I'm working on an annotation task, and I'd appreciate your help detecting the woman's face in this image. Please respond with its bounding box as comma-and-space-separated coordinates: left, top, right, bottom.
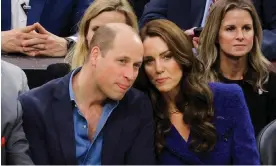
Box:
218, 8, 254, 58
86, 11, 126, 45
143, 36, 183, 93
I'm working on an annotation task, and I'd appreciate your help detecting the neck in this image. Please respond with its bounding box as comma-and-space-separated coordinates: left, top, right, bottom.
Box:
162, 86, 180, 112
72, 65, 106, 108
219, 53, 248, 80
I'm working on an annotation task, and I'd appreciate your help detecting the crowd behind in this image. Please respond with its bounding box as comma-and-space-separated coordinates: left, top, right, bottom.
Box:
1, 0, 276, 165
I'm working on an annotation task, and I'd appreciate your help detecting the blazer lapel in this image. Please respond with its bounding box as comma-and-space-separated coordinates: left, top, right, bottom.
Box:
52, 71, 77, 165
190, 0, 207, 27
101, 104, 125, 164
165, 126, 204, 164
1, 0, 11, 30
27, 0, 47, 25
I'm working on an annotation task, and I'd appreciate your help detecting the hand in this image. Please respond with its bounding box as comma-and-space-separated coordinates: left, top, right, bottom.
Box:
192, 37, 199, 49
184, 27, 196, 36
183, 27, 199, 49
1, 25, 38, 53
22, 23, 68, 57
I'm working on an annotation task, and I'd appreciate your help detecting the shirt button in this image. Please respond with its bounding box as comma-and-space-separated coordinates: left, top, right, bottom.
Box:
83, 125, 87, 128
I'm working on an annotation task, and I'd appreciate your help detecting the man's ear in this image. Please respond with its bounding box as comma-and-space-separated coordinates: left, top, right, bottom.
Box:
89, 46, 101, 67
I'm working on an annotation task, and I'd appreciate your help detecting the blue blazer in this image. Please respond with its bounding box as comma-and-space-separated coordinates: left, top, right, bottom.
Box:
1, 0, 93, 37
158, 83, 260, 164
18, 69, 156, 165
139, 0, 276, 60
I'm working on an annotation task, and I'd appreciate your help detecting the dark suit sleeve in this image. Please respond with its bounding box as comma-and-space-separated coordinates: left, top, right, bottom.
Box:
19, 98, 50, 165
129, 0, 150, 19
254, 0, 276, 60
125, 95, 156, 164
139, 0, 168, 28
230, 86, 260, 164
6, 101, 34, 165
70, 0, 93, 34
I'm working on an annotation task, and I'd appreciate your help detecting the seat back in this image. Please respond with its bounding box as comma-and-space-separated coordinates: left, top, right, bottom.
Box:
257, 119, 276, 164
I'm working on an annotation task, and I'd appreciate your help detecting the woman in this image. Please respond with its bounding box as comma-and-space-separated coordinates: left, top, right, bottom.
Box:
65, 0, 138, 69
198, 0, 276, 135
134, 19, 260, 164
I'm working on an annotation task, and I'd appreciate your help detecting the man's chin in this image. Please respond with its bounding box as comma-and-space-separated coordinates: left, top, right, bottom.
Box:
108, 93, 126, 101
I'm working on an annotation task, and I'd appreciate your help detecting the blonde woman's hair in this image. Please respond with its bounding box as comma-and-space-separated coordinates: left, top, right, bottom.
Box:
198, 0, 271, 91
65, 0, 138, 69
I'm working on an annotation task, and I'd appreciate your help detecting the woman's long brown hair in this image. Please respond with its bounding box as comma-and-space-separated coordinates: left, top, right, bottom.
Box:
135, 19, 216, 154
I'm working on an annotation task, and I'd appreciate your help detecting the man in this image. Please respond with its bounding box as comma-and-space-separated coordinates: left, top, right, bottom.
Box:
1, 0, 93, 57
1, 60, 33, 165
19, 23, 155, 165
139, 0, 276, 60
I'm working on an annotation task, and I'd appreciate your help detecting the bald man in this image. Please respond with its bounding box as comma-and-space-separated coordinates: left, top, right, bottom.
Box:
18, 23, 156, 165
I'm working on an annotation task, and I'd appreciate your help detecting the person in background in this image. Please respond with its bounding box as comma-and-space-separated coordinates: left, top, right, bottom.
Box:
198, 0, 276, 135
1, 0, 93, 57
252, 0, 276, 61
129, 0, 150, 19
66, 0, 138, 69
139, 0, 276, 60
19, 23, 155, 165
134, 19, 260, 164
1, 60, 33, 165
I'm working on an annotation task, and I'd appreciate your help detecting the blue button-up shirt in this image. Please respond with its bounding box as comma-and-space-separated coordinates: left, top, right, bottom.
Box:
69, 68, 119, 165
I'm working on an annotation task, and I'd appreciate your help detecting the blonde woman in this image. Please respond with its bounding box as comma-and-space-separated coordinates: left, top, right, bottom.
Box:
65, 0, 138, 69
198, 0, 276, 135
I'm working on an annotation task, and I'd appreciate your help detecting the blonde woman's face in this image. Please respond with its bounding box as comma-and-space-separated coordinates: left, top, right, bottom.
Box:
86, 11, 126, 46
218, 9, 254, 57
143, 36, 183, 93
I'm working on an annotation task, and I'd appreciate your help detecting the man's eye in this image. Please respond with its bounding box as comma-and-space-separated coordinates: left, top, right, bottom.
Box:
119, 59, 127, 64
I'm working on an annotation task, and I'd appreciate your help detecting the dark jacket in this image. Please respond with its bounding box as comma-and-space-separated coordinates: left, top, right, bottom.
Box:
18, 69, 156, 165
1, 0, 93, 37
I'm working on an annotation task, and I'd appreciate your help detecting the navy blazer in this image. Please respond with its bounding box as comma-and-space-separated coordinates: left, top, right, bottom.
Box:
253, 0, 276, 61
18, 69, 156, 165
159, 83, 260, 164
139, 0, 276, 60
1, 0, 93, 37
139, 0, 207, 30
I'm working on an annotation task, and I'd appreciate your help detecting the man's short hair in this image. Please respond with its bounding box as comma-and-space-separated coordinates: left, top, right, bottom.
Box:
87, 25, 117, 60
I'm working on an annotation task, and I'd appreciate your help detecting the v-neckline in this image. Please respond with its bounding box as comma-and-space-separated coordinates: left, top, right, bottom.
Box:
171, 125, 191, 144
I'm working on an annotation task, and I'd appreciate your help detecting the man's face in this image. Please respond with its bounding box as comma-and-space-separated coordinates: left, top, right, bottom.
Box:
94, 35, 143, 100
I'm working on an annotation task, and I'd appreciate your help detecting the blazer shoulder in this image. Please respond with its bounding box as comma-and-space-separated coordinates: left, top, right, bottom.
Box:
209, 82, 247, 117
209, 82, 243, 96
120, 88, 153, 115
1, 60, 22, 75
18, 77, 64, 108
123, 88, 150, 104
